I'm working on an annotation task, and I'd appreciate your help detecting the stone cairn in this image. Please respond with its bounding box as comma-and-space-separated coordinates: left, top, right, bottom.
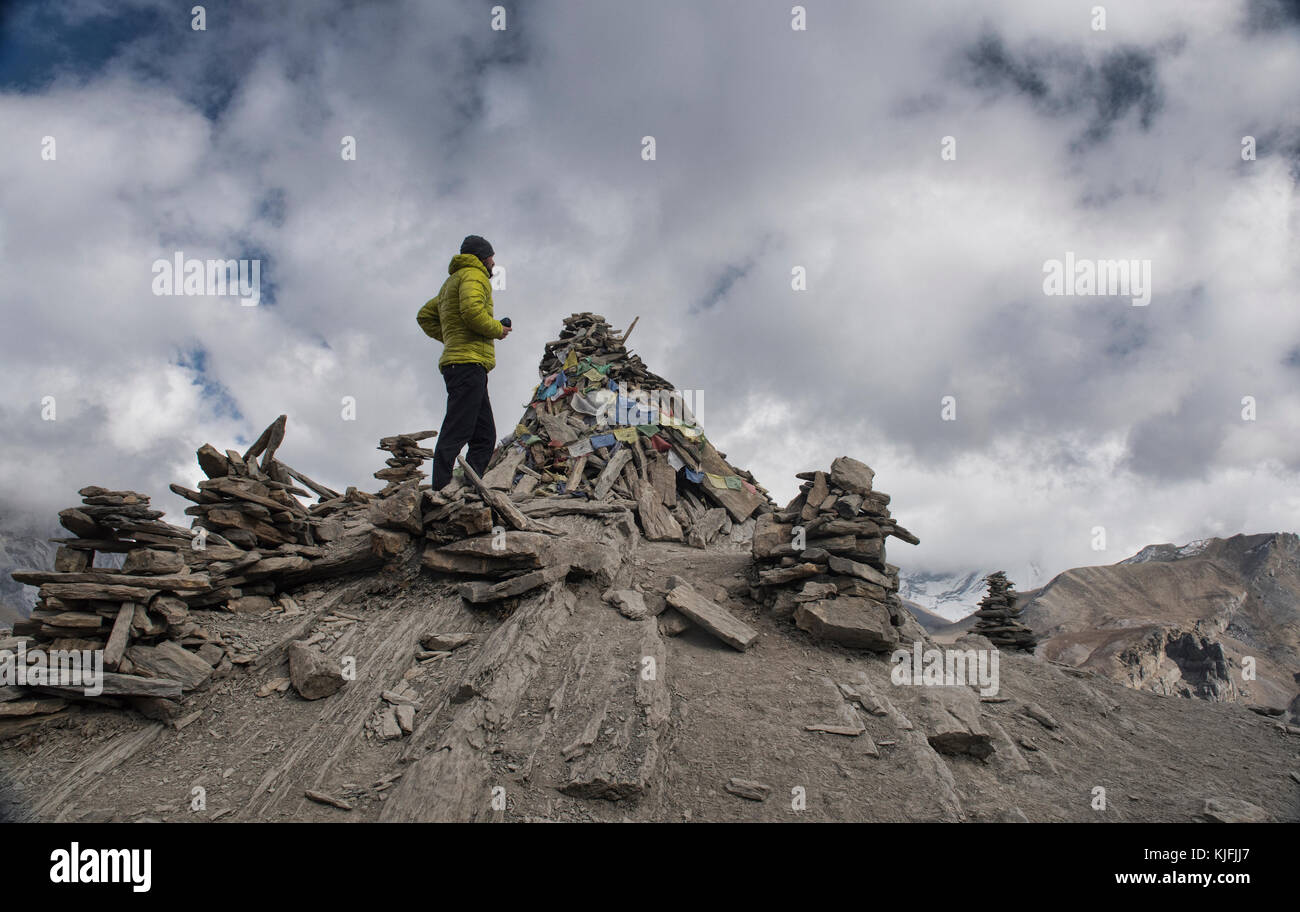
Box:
972, 571, 1037, 650
365, 425, 549, 555
10, 487, 239, 716
750, 457, 920, 652
364, 429, 434, 558
175, 414, 341, 549
5, 416, 394, 722
475, 312, 771, 547
374, 430, 437, 493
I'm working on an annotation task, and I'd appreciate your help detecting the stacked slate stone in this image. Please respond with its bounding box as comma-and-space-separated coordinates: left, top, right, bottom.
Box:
421, 530, 563, 605
750, 457, 921, 652
972, 571, 1037, 651
172, 415, 341, 550
373, 430, 437, 494
3, 419, 411, 721
478, 312, 770, 546
172, 417, 389, 610
419, 520, 628, 607
8, 487, 236, 714
363, 430, 437, 556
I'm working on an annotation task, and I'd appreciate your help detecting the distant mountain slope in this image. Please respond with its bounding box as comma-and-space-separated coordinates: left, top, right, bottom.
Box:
0, 520, 57, 626
1017, 533, 1300, 711
899, 562, 1045, 622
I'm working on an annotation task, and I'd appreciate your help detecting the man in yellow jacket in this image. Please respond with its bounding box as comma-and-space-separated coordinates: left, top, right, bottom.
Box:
417, 235, 512, 489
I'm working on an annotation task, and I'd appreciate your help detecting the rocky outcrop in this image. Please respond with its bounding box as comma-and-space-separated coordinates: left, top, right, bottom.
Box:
1111, 628, 1237, 701
910, 686, 995, 759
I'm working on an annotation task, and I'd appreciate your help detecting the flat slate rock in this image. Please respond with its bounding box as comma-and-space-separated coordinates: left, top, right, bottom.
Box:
794, 597, 898, 652
439, 532, 549, 561
1198, 798, 1271, 823
126, 641, 213, 692
121, 550, 186, 575
18, 571, 210, 591
419, 632, 474, 651
42, 671, 183, 698
458, 564, 567, 604
421, 548, 539, 576
826, 555, 892, 589
0, 697, 68, 718
725, 778, 772, 801
38, 583, 159, 602
665, 584, 757, 651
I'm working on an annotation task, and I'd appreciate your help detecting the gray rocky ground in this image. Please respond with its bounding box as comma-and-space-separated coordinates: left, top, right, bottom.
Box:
3, 514, 1297, 823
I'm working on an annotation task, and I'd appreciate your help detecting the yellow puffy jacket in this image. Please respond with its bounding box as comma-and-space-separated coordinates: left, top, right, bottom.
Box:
416, 253, 504, 371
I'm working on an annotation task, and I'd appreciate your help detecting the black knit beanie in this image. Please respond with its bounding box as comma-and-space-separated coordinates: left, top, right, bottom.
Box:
460, 235, 494, 261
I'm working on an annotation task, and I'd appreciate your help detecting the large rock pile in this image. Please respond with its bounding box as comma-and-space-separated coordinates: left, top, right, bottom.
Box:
751, 457, 921, 651
477, 313, 770, 547
5, 416, 387, 719
1, 323, 933, 730
10, 487, 233, 710
972, 571, 1037, 651
173, 415, 342, 549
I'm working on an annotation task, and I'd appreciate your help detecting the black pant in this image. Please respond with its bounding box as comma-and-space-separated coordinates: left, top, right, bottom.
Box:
431, 362, 496, 489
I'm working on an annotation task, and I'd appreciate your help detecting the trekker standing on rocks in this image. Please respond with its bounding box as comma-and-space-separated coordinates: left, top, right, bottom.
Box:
417, 234, 512, 490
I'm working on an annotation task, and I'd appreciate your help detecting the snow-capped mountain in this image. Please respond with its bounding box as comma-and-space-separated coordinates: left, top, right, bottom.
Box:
1119, 539, 1212, 564
899, 562, 1047, 622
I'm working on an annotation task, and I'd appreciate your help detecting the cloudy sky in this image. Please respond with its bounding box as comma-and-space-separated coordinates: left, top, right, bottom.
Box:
1, 0, 1297, 591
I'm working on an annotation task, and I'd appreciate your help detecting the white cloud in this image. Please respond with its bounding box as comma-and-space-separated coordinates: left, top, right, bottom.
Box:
0, 0, 1297, 586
